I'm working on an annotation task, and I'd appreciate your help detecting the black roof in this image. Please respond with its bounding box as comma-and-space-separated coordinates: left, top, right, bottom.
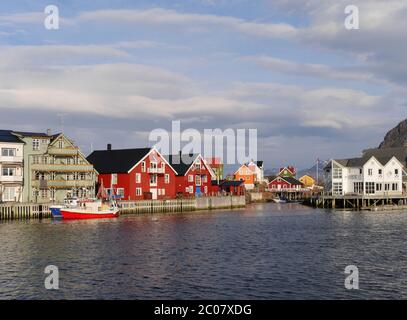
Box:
211, 180, 244, 187
220, 180, 244, 187
273, 176, 303, 185
87, 148, 151, 174
13, 131, 51, 137
0, 130, 23, 143
164, 154, 199, 176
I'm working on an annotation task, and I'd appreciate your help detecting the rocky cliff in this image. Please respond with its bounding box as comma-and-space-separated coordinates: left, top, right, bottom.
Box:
378, 119, 407, 148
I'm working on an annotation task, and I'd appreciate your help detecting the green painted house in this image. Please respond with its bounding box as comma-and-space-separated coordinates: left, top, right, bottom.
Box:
13, 131, 97, 203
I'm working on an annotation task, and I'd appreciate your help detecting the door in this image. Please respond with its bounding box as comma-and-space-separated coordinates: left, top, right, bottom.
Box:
150, 188, 157, 200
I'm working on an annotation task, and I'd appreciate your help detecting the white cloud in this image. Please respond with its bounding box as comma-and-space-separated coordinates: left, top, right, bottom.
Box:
240, 55, 382, 84
76, 8, 298, 38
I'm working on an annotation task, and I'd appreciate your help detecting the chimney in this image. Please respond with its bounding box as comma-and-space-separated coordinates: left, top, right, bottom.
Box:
46, 129, 52, 136
107, 143, 112, 151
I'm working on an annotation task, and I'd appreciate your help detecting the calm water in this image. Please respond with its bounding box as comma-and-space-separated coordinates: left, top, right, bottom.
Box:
1, 202, 407, 299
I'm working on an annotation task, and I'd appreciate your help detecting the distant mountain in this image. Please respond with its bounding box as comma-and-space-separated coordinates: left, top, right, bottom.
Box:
296, 159, 328, 182
379, 119, 407, 149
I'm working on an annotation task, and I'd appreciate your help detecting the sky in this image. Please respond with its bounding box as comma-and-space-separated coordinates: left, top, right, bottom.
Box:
0, 0, 406, 171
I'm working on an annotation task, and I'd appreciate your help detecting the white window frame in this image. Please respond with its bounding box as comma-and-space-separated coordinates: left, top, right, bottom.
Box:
1, 148, 16, 157
136, 188, 142, 196
136, 173, 141, 183
165, 174, 170, 184
116, 188, 125, 198
33, 139, 40, 151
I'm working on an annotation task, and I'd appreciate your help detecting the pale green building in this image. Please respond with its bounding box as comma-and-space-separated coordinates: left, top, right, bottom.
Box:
13, 131, 96, 203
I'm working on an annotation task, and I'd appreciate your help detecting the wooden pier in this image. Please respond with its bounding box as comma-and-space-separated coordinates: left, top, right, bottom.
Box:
0, 203, 51, 221
307, 193, 407, 210
0, 196, 246, 220
118, 199, 196, 214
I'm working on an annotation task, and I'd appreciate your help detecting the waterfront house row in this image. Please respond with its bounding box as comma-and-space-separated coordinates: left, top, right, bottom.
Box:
324, 147, 407, 196
0, 129, 96, 203
86, 145, 223, 200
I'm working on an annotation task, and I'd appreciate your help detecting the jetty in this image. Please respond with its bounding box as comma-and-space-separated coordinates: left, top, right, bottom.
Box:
307, 193, 407, 210
0, 196, 246, 220
0, 203, 51, 220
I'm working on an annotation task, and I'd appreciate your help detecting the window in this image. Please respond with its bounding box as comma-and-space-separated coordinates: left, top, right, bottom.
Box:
117, 188, 124, 198
2, 187, 16, 201
42, 156, 48, 164
58, 140, 64, 148
368, 169, 373, 176
378, 169, 382, 175
188, 175, 193, 182
333, 168, 342, 179
392, 183, 398, 191
385, 183, 390, 191
32, 188, 39, 198
150, 174, 157, 185
158, 189, 161, 196
40, 189, 48, 199
136, 173, 141, 183
189, 186, 194, 194
165, 174, 170, 184
141, 161, 146, 172
202, 175, 207, 183
50, 188, 55, 200
136, 188, 142, 196
161, 162, 165, 169
332, 182, 343, 195
33, 139, 40, 150
204, 186, 208, 193
2, 167, 16, 176
111, 174, 117, 184
162, 188, 165, 196
365, 182, 375, 194
395, 169, 399, 175
1, 148, 16, 157
376, 183, 382, 191
195, 175, 201, 186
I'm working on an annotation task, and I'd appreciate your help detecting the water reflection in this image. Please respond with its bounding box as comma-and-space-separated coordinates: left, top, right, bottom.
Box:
1, 203, 407, 299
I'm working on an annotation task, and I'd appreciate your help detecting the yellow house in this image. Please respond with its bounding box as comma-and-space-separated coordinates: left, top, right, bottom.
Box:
299, 175, 316, 188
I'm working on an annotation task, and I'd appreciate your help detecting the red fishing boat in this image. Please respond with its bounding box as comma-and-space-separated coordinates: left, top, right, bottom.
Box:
60, 181, 119, 220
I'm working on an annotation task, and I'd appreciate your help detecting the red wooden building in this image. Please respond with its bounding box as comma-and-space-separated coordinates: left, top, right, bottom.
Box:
211, 180, 245, 196
87, 145, 177, 200
268, 176, 303, 191
165, 153, 216, 197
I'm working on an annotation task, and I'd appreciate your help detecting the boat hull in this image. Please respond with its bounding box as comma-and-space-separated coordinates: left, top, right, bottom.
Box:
50, 206, 63, 218
60, 209, 119, 220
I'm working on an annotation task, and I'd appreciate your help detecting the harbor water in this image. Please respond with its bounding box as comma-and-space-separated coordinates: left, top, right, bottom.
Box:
1, 202, 407, 299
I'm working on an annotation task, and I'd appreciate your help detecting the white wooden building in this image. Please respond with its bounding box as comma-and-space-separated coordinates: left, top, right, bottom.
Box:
324, 147, 407, 196
0, 130, 24, 202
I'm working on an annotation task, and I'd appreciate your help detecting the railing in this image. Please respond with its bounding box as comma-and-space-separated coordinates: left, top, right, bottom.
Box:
0, 175, 23, 183
147, 167, 165, 174
31, 179, 94, 188
47, 147, 79, 156
31, 163, 94, 172
0, 156, 23, 163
